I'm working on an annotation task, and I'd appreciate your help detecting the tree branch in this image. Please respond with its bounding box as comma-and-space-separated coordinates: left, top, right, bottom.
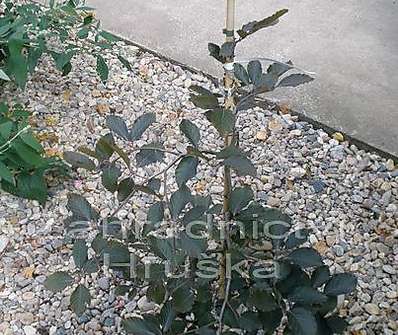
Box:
131, 146, 181, 157
0, 125, 31, 154
217, 277, 232, 335
109, 155, 183, 218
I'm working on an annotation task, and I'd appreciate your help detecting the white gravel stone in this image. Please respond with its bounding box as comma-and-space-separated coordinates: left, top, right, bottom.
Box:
289, 167, 307, 178
23, 326, 37, 335
364, 303, 380, 315
386, 159, 395, 171
0, 236, 9, 254
289, 129, 302, 137
382, 265, 396, 275
137, 296, 157, 312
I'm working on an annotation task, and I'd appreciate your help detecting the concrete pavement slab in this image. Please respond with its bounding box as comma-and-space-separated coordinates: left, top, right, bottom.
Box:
87, 0, 398, 155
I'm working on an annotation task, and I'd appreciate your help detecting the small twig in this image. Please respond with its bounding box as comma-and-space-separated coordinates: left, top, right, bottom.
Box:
235, 92, 256, 110
227, 301, 239, 320
162, 169, 170, 212
156, 156, 182, 187
0, 125, 31, 154
130, 146, 181, 157
199, 149, 217, 156
163, 167, 176, 252
109, 155, 183, 219
170, 278, 192, 296
243, 253, 265, 262
176, 322, 216, 335
217, 277, 232, 335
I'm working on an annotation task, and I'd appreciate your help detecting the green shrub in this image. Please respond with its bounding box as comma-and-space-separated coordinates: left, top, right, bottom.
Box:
0, 102, 66, 203
0, 0, 131, 201
0, 0, 130, 88
45, 5, 357, 335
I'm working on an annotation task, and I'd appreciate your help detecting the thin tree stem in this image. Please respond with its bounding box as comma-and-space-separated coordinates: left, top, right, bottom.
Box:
109, 155, 183, 218
130, 146, 180, 156
0, 125, 31, 154
217, 277, 232, 335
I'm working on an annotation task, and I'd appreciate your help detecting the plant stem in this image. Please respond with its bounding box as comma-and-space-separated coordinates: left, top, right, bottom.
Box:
109, 155, 183, 218
130, 146, 181, 156
222, 0, 237, 213
217, 277, 232, 335
219, 0, 236, 302
0, 125, 31, 154
177, 322, 216, 335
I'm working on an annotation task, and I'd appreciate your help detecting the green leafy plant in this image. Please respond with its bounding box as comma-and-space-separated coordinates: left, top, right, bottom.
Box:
0, 0, 130, 88
0, 102, 66, 203
0, 0, 132, 201
45, 4, 357, 335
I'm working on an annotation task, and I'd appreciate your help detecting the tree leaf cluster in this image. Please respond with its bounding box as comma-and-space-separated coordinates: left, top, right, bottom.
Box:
0, 0, 131, 88
0, 103, 66, 203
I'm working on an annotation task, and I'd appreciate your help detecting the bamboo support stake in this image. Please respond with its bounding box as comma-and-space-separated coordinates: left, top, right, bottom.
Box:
226, 0, 236, 42
220, 0, 236, 304
222, 0, 236, 215
224, 0, 236, 109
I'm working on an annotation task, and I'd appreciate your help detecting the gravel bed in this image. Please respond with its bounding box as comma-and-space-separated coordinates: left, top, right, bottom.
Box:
0, 42, 397, 335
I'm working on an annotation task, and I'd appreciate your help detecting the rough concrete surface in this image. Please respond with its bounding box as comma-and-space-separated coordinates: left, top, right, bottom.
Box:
87, 0, 398, 155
